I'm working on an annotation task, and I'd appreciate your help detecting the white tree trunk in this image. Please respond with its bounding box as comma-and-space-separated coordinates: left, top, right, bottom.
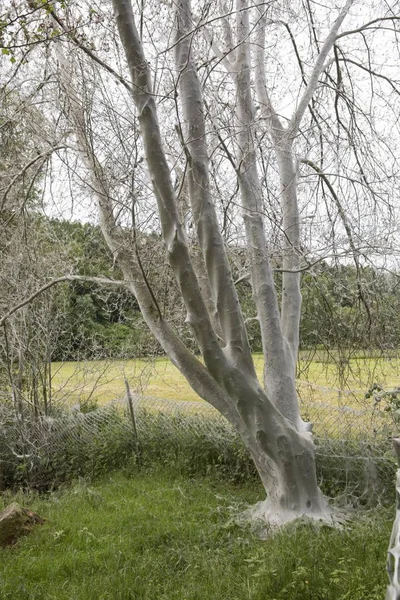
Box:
112, 0, 330, 527
233, 0, 305, 430
53, 0, 347, 528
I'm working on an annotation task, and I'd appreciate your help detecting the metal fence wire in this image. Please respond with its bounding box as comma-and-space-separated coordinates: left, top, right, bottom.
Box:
0, 391, 398, 502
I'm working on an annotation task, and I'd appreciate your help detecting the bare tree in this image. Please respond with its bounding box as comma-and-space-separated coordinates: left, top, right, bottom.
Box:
3, 0, 400, 527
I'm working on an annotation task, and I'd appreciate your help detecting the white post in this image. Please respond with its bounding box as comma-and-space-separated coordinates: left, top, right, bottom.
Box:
386, 438, 400, 599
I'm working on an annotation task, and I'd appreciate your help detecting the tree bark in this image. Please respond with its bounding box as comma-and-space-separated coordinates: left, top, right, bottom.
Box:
174, 0, 255, 374
233, 0, 304, 430
56, 0, 335, 529
109, 0, 331, 526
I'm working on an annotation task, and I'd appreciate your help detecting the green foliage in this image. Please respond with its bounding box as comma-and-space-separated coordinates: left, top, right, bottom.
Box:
368, 383, 400, 421
1, 408, 137, 491
41, 218, 159, 361
136, 410, 257, 484
226, 259, 400, 356
300, 264, 400, 352
0, 470, 392, 599
136, 412, 396, 506
3, 208, 400, 363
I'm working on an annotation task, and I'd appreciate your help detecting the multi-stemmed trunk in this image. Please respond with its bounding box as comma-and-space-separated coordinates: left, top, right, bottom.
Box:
55, 0, 353, 527
227, 382, 329, 527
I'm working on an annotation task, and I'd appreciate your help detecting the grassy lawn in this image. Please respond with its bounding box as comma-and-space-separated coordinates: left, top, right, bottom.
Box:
50, 353, 400, 409
0, 469, 392, 600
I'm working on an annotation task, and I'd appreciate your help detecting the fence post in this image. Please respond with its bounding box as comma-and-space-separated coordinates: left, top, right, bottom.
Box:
124, 379, 140, 463
386, 438, 400, 600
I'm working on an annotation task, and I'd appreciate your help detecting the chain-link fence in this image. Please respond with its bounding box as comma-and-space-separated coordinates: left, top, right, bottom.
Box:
0, 392, 398, 503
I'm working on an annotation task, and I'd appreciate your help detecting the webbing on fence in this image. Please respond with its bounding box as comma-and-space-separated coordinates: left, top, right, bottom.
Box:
0, 394, 397, 500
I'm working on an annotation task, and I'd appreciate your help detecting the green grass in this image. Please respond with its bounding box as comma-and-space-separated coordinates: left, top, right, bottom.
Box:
51, 353, 400, 408
50, 357, 192, 406
0, 468, 393, 600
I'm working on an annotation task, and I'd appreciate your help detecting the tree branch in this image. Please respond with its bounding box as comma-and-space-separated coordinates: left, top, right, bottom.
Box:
174, 0, 255, 374
300, 158, 373, 326
289, 0, 354, 136
46, 7, 134, 95
254, 8, 284, 139
337, 16, 400, 40
112, 0, 228, 374
336, 56, 400, 95
57, 44, 251, 432
1, 145, 65, 210
0, 275, 127, 328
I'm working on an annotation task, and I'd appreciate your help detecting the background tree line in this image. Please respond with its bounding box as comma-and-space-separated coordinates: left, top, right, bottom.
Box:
4, 214, 399, 363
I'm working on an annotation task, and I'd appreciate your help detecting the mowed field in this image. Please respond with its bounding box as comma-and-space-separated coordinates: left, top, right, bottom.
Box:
50, 351, 400, 410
